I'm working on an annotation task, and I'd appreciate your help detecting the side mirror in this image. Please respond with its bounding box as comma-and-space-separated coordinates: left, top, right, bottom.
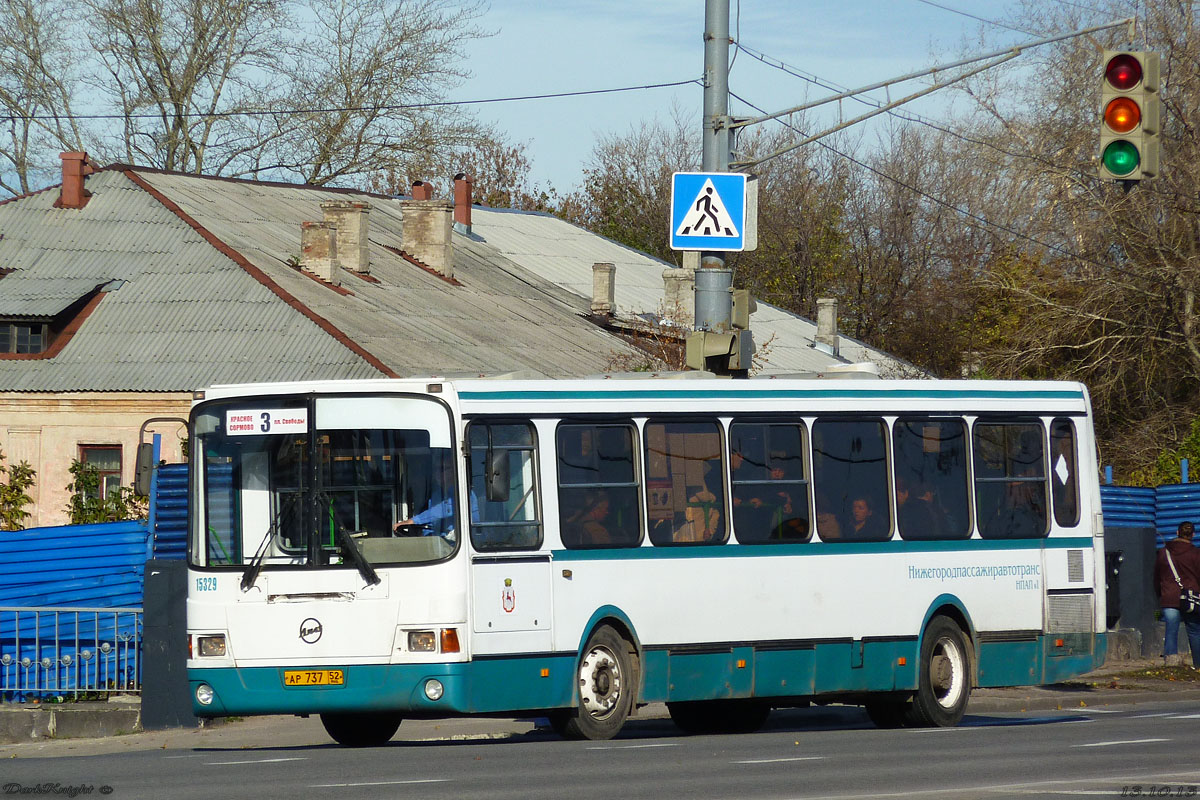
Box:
134, 442, 155, 496
485, 449, 509, 502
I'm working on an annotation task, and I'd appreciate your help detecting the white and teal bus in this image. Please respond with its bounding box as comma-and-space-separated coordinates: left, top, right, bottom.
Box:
185, 376, 1106, 745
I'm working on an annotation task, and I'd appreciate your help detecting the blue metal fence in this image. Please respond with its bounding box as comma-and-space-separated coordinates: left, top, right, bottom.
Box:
0, 448, 186, 701
0, 607, 141, 700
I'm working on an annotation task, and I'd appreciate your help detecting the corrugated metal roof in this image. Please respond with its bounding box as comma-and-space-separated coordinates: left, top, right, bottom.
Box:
0, 166, 912, 393
0, 274, 110, 316
0, 170, 379, 391
467, 207, 916, 376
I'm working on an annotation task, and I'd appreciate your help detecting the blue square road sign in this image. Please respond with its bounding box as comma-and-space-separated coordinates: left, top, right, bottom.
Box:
670, 172, 747, 252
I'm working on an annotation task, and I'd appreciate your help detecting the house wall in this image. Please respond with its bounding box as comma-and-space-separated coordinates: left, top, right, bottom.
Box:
0, 392, 192, 528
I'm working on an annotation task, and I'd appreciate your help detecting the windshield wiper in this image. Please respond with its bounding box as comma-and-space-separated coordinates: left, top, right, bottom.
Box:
335, 528, 381, 587
240, 494, 295, 592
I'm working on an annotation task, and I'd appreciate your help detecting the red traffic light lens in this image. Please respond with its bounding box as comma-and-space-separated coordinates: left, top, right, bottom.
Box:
1105, 54, 1143, 90
1104, 97, 1141, 133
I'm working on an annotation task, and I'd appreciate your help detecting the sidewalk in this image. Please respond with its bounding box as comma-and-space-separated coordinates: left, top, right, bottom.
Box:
4, 656, 1200, 753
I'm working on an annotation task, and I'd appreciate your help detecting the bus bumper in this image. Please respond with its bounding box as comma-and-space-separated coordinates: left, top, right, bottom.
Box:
189, 657, 574, 717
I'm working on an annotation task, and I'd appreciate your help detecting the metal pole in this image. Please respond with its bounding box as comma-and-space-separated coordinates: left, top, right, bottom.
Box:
699, 0, 732, 333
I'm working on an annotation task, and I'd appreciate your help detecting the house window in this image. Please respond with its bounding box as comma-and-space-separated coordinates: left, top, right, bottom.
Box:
0, 321, 50, 354
80, 446, 123, 498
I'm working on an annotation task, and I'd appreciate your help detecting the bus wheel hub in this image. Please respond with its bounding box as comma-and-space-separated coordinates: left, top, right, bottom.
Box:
580, 646, 621, 716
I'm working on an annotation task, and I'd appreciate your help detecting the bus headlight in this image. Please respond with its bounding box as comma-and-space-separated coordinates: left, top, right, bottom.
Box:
196, 683, 215, 706
424, 679, 444, 701
408, 631, 436, 652
197, 635, 227, 657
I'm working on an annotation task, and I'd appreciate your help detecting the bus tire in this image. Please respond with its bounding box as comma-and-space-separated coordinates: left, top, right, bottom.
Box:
557, 625, 634, 740
864, 697, 911, 729
668, 700, 771, 734
320, 711, 402, 747
907, 616, 971, 728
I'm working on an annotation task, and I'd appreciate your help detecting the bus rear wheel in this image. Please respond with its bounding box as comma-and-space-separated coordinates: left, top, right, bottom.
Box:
554, 625, 635, 740
907, 616, 971, 727
320, 711, 402, 747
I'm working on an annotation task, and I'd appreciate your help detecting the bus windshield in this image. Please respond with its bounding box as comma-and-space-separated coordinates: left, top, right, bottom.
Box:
190, 394, 457, 569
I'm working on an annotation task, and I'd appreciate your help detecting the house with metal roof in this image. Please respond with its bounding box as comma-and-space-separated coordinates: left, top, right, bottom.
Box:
0, 154, 908, 526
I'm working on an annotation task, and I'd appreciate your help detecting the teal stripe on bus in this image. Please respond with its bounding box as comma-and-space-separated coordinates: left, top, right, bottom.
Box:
458, 387, 1086, 402
552, 537, 1095, 561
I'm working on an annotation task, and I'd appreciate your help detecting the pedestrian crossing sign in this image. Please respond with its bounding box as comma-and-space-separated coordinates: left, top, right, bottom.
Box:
670, 172, 747, 252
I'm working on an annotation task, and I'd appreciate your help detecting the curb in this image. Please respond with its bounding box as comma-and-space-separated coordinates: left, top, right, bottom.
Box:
0, 704, 141, 743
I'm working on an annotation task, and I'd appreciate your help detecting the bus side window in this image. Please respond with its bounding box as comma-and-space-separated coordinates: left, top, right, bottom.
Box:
644, 420, 725, 546
812, 418, 890, 542
468, 421, 542, 551
974, 421, 1048, 539
1050, 418, 1080, 528
892, 418, 970, 541
730, 421, 810, 544
557, 423, 641, 549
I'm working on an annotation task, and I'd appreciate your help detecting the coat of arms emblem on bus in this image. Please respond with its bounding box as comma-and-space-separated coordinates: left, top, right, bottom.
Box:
502, 578, 516, 613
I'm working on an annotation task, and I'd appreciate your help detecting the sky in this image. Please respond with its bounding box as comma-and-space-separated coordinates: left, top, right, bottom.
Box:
457, 0, 1049, 193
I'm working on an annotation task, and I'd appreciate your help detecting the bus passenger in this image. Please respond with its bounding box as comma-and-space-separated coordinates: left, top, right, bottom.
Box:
678, 468, 721, 542
564, 490, 612, 547
982, 477, 1044, 539
896, 477, 936, 538
847, 496, 886, 539
816, 491, 841, 540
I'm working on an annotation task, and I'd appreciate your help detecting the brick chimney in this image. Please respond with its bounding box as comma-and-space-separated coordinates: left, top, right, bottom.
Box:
300, 221, 339, 284
453, 173, 473, 235
401, 197, 454, 278
815, 297, 840, 357
321, 201, 371, 274
58, 152, 94, 210
411, 180, 433, 201
662, 267, 695, 328
591, 262, 615, 317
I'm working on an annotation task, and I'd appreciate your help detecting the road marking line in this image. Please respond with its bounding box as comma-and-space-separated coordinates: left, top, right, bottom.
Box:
205, 757, 308, 765
1131, 712, 1176, 718
312, 780, 448, 788
1169, 713, 1200, 719
1072, 738, 1170, 748
586, 742, 679, 750
734, 756, 826, 764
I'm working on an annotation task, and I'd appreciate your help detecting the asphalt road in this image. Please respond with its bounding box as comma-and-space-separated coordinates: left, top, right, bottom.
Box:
6, 700, 1200, 800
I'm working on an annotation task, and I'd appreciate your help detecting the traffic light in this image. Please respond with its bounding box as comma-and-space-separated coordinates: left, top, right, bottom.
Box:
1099, 50, 1160, 181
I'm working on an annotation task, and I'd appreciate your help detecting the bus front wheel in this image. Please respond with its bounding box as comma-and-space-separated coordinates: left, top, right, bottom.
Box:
907, 616, 971, 727
320, 711, 402, 747
552, 625, 635, 740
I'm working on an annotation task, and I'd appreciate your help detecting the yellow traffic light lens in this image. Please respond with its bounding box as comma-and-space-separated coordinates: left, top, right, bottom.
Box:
1104, 97, 1141, 133
1105, 54, 1142, 90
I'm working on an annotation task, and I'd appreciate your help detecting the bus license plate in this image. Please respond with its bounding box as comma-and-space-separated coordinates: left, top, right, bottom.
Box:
283, 669, 344, 687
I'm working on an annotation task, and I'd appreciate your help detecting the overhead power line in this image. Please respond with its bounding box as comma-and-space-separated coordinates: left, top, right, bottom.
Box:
727, 89, 1113, 274
0, 78, 702, 124
912, 0, 1042, 35
730, 17, 1130, 134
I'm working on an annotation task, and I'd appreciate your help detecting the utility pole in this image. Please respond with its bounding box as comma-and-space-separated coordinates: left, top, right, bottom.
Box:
687, 0, 754, 377
697, 0, 733, 337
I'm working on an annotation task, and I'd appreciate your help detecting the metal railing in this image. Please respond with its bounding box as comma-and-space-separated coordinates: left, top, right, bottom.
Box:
0, 606, 142, 701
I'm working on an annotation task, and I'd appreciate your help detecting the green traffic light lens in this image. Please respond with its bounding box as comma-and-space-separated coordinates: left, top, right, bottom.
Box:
1102, 140, 1140, 176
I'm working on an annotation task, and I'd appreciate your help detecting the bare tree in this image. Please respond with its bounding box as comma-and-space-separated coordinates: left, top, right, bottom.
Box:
252, 0, 486, 186
0, 0, 490, 190
0, 0, 85, 194
81, 0, 289, 173
561, 110, 698, 264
